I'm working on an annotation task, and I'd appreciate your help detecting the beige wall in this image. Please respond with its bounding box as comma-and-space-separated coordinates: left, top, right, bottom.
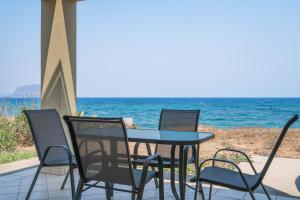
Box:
41, 0, 78, 146
41, 0, 77, 116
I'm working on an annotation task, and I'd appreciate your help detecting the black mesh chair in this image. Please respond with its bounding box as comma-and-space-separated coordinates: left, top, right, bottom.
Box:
133, 109, 200, 187
63, 116, 164, 200
194, 114, 299, 200
24, 109, 76, 200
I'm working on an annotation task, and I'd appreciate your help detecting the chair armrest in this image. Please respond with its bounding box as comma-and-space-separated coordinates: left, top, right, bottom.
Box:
143, 154, 163, 169
213, 148, 257, 174
42, 145, 73, 165
200, 158, 240, 170
137, 154, 164, 188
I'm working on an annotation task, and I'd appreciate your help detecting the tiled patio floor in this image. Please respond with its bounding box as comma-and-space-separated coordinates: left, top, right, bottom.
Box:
0, 167, 298, 200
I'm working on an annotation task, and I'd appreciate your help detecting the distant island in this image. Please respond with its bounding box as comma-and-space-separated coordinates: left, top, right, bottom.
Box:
11, 84, 40, 98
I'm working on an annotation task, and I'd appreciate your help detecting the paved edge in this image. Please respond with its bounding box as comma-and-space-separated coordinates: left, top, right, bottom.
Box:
0, 157, 39, 176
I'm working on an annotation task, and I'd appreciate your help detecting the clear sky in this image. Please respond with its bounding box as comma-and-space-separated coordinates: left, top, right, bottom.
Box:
0, 0, 299, 97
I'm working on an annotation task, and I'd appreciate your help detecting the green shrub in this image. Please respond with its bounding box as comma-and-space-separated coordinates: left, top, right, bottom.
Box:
0, 150, 36, 164
13, 108, 33, 146
0, 117, 16, 152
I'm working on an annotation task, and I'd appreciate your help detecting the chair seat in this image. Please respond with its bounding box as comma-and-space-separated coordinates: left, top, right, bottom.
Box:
43, 155, 77, 166
132, 169, 156, 188
199, 166, 260, 191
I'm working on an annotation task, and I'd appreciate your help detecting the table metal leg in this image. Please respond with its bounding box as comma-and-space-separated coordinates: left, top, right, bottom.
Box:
171, 144, 200, 200
195, 144, 203, 193
179, 145, 185, 200
170, 145, 180, 200
195, 144, 200, 171
189, 144, 200, 183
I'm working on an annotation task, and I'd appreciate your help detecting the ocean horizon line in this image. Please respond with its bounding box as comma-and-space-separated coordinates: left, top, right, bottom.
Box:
1, 96, 300, 99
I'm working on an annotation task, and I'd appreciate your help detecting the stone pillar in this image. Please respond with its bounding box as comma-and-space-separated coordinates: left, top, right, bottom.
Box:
41, 0, 78, 175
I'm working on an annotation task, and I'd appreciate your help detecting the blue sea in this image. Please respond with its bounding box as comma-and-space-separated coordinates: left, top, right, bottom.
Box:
1, 97, 300, 129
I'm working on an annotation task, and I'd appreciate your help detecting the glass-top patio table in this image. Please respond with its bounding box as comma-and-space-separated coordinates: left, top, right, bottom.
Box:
127, 129, 214, 200
78, 128, 214, 200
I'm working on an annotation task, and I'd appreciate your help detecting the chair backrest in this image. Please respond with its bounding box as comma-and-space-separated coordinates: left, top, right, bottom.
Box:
257, 114, 298, 185
24, 109, 70, 163
63, 116, 136, 187
156, 109, 200, 158
159, 109, 200, 131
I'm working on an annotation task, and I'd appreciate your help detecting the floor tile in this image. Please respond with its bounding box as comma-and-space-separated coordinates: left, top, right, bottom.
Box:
0, 185, 20, 195
0, 179, 20, 188
48, 189, 72, 199
18, 191, 49, 200
19, 184, 48, 193
0, 194, 18, 200
277, 196, 300, 200
21, 177, 47, 186
214, 188, 247, 199
0, 175, 21, 182
244, 192, 278, 200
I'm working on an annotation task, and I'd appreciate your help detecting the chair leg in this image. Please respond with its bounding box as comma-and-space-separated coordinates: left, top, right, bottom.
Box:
194, 171, 199, 200
208, 184, 213, 200
110, 183, 114, 196
158, 171, 164, 200
69, 166, 75, 199
136, 189, 144, 200
152, 166, 159, 188
25, 163, 43, 200
199, 183, 205, 200
136, 179, 147, 200
75, 178, 84, 200
105, 182, 112, 200
198, 181, 203, 193
261, 183, 272, 200
131, 193, 136, 200
146, 143, 159, 188
60, 169, 70, 189
248, 189, 256, 200
131, 187, 136, 200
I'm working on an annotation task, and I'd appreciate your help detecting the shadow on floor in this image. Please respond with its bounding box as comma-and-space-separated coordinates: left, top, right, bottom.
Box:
246, 183, 300, 199
0, 165, 37, 177
183, 174, 300, 199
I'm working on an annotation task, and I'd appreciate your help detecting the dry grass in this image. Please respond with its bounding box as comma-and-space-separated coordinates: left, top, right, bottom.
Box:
198, 126, 300, 159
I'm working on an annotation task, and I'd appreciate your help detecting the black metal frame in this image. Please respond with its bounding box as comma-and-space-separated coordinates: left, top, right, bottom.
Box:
64, 116, 165, 200
24, 110, 76, 200
194, 114, 299, 200
133, 109, 200, 199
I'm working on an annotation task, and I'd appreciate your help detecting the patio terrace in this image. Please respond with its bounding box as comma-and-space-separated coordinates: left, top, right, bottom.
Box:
0, 164, 298, 200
